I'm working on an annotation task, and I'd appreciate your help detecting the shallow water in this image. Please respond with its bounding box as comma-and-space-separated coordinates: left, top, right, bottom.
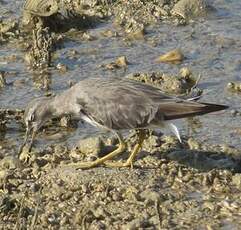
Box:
0, 0, 240, 149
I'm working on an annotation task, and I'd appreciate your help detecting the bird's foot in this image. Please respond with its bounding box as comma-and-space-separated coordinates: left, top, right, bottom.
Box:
69, 158, 134, 170
69, 161, 99, 170
104, 160, 133, 168
18, 146, 31, 164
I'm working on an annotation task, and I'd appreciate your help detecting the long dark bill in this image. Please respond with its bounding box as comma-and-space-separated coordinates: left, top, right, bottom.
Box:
18, 128, 31, 157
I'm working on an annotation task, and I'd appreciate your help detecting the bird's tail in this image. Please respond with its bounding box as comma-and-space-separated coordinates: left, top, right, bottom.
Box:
163, 102, 228, 121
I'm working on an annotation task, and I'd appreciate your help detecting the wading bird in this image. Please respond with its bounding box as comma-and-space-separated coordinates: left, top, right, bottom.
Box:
19, 77, 228, 169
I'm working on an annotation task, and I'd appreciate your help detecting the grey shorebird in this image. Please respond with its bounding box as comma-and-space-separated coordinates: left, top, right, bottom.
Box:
19, 77, 228, 168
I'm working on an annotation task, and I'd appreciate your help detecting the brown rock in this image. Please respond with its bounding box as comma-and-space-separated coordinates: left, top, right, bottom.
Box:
156, 49, 184, 64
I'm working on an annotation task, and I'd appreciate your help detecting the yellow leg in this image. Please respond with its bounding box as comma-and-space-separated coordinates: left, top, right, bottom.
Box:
72, 132, 127, 169
104, 129, 147, 168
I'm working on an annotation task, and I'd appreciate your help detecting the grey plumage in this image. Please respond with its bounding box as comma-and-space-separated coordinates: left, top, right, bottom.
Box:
49, 77, 226, 129
19, 76, 228, 167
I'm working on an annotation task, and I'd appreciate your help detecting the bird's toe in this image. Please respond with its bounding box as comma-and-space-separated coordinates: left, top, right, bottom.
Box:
104, 160, 133, 168
18, 146, 31, 164
68, 161, 97, 170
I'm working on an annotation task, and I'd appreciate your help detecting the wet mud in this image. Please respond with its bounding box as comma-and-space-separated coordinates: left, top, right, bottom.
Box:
1, 131, 241, 229
0, 0, 241, 229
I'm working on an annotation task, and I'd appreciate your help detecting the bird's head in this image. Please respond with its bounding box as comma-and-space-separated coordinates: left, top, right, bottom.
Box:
24, 97, 53, 133
19, 97, 53, 155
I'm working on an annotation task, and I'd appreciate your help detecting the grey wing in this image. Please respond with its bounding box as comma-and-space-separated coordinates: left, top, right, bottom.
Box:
75, 79, 170, 129
78, 93, 158, 130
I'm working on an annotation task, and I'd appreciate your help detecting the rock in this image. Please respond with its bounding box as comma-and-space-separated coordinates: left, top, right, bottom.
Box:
115, 56, 128, 68
227, 82, 241, 93
0, 170, 7, 184
77, 137, 105, 157
0, 156, 20, 169
0, 71, 6, 88
171, 0, 208, 19
0, 19, 18, 34
126, 71, 201, 95
179, 67, 191, 79
156, 49, 184, 64
124, 217, 147, 230
232, 174, 241, 188
26, 25, 53, 68
220, 144, 241, 160
0, 112, 7, 132
100, 56, 129, 70
140, 189, 162, 205
187, 138, 201, 150
82, 32, 95, 41
23, 0, 58, 17
22, 0, 106, 31
56, 63, 68, 73
101, 29, 119, 38
125, 18, 145, 39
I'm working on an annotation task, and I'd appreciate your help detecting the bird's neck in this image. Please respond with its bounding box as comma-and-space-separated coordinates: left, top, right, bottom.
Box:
47, 95, 64, 118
